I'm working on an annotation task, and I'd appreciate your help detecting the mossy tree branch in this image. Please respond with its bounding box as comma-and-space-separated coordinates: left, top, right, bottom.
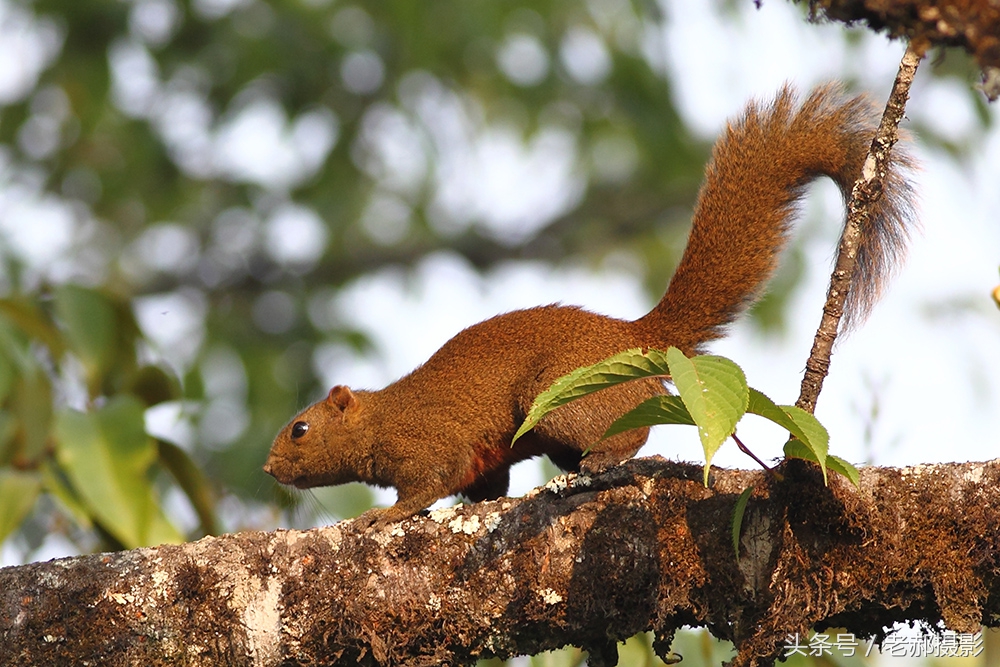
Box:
2, 457, 999, 667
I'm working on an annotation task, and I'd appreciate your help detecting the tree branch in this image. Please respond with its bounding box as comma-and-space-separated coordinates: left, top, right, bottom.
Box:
796, 42, 922, 414
803, 0, 1000, 74
2, 457, 999, 667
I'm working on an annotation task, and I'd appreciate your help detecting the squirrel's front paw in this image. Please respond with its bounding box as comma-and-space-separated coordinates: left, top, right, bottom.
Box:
351, 505, 419, 531
351, 508, 389, 531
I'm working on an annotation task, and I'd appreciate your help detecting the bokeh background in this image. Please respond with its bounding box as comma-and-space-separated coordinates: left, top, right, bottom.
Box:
0, 0, 998, 664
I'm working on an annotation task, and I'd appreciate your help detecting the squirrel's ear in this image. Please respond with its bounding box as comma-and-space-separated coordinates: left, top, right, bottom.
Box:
327, 385, 358, 412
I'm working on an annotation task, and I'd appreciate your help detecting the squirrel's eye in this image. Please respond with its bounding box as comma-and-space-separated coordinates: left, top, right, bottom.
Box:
291, 421, 309, 439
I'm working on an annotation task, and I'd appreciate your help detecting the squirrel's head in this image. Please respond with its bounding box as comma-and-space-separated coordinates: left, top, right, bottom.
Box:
263, 385, 371, 488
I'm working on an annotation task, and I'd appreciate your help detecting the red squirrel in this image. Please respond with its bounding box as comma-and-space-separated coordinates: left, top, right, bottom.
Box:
264, 84, 914, 528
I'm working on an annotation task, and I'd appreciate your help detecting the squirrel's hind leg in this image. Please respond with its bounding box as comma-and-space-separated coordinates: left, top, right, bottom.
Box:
461, 466, 511, 502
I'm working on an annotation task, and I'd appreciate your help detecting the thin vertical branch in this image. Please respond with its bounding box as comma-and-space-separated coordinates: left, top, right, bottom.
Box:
796, 42, 925, 414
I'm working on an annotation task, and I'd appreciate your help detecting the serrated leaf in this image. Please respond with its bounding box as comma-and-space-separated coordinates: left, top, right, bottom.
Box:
666, 348, 748, 485
602, 394, 694, 440
513, 348, 671, 443
0, 469, 42, 544
827, 455, 860, 488
732, 485, 754, 561
748, 389, 830, 483
784, 440, 860, 488
54, 396, 182, 548
782, 406, 829, 473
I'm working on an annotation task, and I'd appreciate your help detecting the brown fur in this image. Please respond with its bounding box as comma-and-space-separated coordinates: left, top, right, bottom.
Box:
263, 85, 915, 528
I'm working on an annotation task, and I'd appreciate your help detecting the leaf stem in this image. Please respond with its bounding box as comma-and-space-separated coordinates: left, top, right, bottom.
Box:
732, 433, 783, 482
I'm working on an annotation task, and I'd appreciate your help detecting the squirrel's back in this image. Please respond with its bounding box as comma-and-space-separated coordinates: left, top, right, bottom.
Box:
635, 84, 915, 351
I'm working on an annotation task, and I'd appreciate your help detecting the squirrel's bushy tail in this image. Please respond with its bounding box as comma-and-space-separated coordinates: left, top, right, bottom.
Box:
637, 84, 916, 352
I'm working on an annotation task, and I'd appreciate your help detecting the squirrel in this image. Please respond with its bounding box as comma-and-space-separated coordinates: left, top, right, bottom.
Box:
264, 84, 915, 529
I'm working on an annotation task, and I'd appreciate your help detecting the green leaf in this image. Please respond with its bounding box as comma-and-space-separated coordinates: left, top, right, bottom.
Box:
0, 350, 15, 405
40, 461, 93, 529
513, 348, 671, 443
732, 485, 754, 561
666, 348, 748, 485
54, 396, 183, 548
11, 369, 53, 463
748, 389, 829, 483
157, 439, 218, 536
0, 411, 18, 466
54, 285, 117, 393
131, 366, 181, 407
0, 469, 43, 544
826, 455, 860, 487
602, 394, 694, 440
0, 299, 66, 359
784, 440, 860, 488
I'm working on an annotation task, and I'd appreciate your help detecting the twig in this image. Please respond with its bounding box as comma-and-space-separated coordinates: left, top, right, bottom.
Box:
796, 42, 924, 414
732, 432, 783, 481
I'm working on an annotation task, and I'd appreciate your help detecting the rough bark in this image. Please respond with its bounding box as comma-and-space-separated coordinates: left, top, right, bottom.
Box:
797, 43, 921, 413
804, 0, 1000, 73
2, 456, 999, 667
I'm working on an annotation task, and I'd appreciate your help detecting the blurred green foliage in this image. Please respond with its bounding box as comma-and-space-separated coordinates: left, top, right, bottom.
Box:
0, 284, 203, 549
0, 0, 711, 556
